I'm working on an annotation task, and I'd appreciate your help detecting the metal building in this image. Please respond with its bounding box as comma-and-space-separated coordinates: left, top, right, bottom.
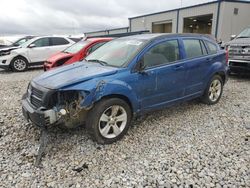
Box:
129, 0, 250, 42
84, 0, 250, 42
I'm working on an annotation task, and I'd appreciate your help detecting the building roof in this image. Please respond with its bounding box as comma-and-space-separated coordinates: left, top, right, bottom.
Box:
129, 0, 250, 20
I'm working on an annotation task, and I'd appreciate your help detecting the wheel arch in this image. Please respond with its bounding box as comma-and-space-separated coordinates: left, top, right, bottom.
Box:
10, 55, 29, 71
214, 71, 226, 85
99, 94, 134, 115
12, 55, 29, 64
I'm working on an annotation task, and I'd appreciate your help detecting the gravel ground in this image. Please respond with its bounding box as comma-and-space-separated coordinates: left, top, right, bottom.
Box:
0, 68, 249, 188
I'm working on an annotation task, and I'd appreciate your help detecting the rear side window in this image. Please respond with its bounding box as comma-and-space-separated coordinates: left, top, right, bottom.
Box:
183, 39, 204, 59
32, 38, 50, 47
206, 41, 218, 54
51, 37, 69, 46
200, 40, 208, 55
143, 40, 180, 68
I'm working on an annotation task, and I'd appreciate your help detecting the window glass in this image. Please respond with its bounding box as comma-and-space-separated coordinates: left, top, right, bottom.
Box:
85, 39, 146, 67
64, 41, 90, 54
51, 37, 69, 46
200, 40, 208, 55
206, 41, 218, 54
32, 38, 50, 47
14, 38, 27, 46
183, 39, 203, 58
88, 42, 107, 54
143, 40, 180, 68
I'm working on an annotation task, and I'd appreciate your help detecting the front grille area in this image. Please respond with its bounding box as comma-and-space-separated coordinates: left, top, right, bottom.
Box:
30, 86, 44, 108
32, 87, 43, 98
229, 46, 250, 56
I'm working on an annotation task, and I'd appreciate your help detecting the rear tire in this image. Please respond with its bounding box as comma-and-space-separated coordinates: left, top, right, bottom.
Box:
10, 56, 28, 72
86, 98, 132, 144
201, 75, 223, 105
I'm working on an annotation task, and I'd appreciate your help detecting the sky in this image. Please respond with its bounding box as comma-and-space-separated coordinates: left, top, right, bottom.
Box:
0, 0, 216, 36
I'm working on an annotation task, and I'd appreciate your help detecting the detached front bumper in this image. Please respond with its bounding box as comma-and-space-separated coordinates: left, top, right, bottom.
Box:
22, 95, 59, 128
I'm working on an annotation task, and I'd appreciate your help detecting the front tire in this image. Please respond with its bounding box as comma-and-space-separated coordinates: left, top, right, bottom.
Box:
201, 75, 223, 105
86, 98, 132, 144
10, 56, 28, 72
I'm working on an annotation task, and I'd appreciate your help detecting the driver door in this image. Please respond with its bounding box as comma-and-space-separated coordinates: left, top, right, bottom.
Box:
27, 37, 50, 63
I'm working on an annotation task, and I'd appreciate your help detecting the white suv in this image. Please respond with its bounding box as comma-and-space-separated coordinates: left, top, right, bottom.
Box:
0, 36, 75, 71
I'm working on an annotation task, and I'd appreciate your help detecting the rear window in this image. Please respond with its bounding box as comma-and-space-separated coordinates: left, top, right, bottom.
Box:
206, 41, 218, 54
51, 37, 69, 46
183, 39, 204, 59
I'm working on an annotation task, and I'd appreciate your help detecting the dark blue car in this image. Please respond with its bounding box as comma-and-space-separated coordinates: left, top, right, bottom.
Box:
22, 34, 229, 144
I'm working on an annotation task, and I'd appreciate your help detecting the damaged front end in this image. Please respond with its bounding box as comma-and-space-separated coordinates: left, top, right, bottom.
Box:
22, 82, 90, 129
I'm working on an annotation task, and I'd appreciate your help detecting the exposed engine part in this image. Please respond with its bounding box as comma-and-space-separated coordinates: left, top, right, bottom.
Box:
57, 91, 87, 128
59, 109, 67, 116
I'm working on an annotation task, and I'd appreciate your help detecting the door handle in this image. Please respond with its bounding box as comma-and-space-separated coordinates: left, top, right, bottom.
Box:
173, 65, 184, 71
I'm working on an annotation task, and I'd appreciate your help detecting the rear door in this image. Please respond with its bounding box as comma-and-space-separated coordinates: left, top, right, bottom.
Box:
181, 38, 210, 96
136, 39, 188, 109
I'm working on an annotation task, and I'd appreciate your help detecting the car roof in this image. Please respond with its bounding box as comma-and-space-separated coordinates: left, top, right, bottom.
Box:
120, 33, 216, 42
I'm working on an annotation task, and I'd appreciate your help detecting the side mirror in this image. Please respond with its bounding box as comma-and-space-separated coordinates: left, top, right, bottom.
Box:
29, 44, 36, 48
230, 35, 236, 40
137, 58, 146, 74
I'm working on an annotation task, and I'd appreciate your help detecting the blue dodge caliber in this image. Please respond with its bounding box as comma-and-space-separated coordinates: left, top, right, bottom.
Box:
22, 34, 229, 144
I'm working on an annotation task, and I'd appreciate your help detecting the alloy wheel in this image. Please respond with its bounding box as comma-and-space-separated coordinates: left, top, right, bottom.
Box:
13, 59, 26, 71
98, 105, 127, 139
208, 79, 222, 102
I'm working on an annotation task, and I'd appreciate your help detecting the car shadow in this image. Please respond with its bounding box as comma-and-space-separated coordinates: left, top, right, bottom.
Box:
229, 73, 250, 81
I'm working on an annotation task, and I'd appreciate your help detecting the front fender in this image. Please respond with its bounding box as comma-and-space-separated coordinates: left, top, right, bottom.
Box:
11, 50, 30, 62
60, 79, 140, 113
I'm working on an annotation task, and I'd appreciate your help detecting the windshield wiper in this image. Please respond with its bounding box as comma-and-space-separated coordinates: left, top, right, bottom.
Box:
86, 59, 108, 66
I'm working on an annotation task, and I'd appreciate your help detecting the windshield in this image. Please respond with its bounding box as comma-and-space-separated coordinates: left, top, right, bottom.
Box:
19, 40, 32, 48
85, 38, 146, 67
64, 41, 90, 53
237, 28, 250, 38
13, 38, 28, 46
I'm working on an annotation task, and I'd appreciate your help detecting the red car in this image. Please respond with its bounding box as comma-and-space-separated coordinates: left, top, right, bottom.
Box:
44, 37, 113, 71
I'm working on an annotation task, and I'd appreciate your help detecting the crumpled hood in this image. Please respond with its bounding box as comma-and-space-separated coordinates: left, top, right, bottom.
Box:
33, 61, 118, 89
0, 46, 20, 55
226, 38, 250, 46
